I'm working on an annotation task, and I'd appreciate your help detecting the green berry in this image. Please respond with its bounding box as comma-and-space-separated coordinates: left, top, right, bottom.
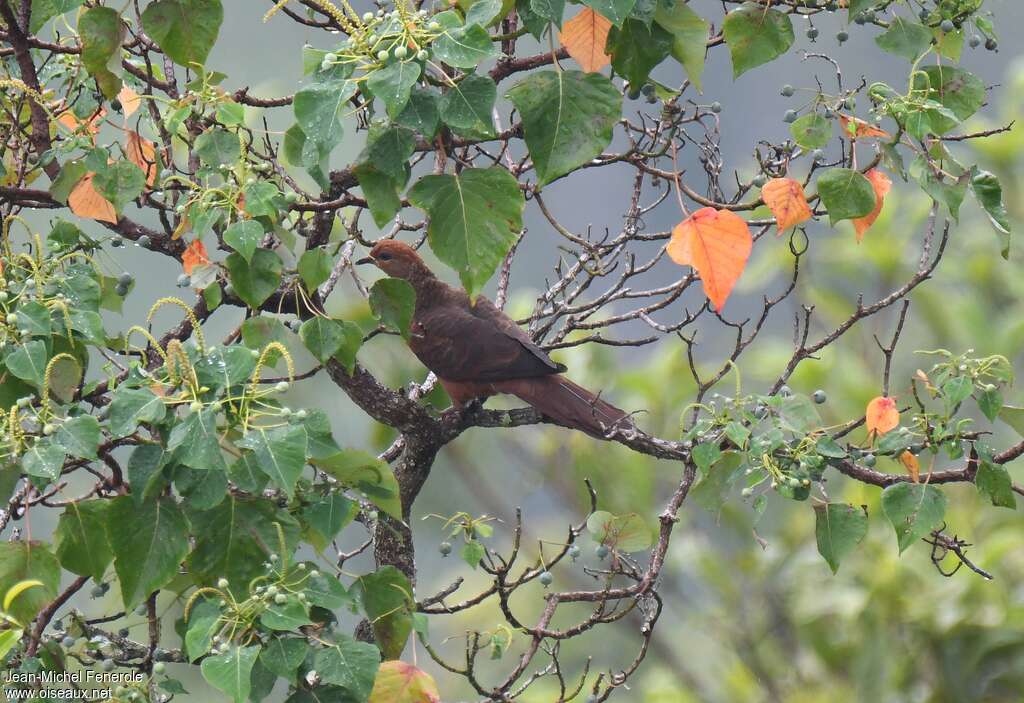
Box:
62, 636, 76, 648
42, 423, 56, 436
274, 593, 287, 604
940, 19, 955, 33
416, 49, 429, 61
781, 84, 795, 97
136, 235, 151, 248
439, 541, 452, 556
864, 453, 876, 467
783, 109, 798, 123
153, 662, 166, 674
813, 390, 827, 404
780, 385, 792, 397
188, 401, 203, 413
806, 27, 819, 40
568, 544, 581, 559
812, 149, 824, 162
177, 273, 191, 288
985, 38, 998, 51
836, 30, 849, 43
710, 101, 722, 113
538, 571, 553, 586
595, 544, 609, 559
362, 11, 373, 21
275, 381, 289, 393
217, 578, 229, 589
752, 174, 767, 187
118, 272, 133, 285
428, 21, 440, 30
284, 192, 298, 205
101, 658, 115, 672
844, 97, 856, 110
5, 313, 17, 325
90, 585, 105, 598
377, 49, 390, 62
969, 35, 981, 48
394, 45, 408, 59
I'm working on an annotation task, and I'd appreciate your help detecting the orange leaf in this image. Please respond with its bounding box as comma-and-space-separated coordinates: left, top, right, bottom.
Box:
118, 85, 142, 117
839, 114, 890, 140
182, 239, 209, 274
865, 395, 899, 436
68, 173, 117, 223
57, 108, 106, 144
558, 7, 612, 73
761, 178, 813, 233
667, 207, 752, 312
126, 131, 158, 187
899, 450, 920, 483
852, 169, 891, 242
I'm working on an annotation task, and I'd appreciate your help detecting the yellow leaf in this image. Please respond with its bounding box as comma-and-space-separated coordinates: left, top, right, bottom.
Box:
369, 661, 440, 703
852, 169, 891, 242
118, 85, 142, 117
126, 131, 158, 187
68, 173, 117, 223
761, 177, 812, 233
558, 7, 612, 73
865, 395, 899, 436
667, 207, 752, 312
3, 580, 44, 613
899, 450, 920, 483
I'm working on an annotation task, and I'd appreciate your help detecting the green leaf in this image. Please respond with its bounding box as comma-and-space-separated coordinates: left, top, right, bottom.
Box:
50, 160, 89, 204
881, 483, 946, 553
913, 158, 970, 221
176, 465, 228, 510
586, 511, 651, 552
126, 444, 170, 505
355, 164, 403, 227
971, 169, 1011, 257
365, 61, 421, 119
431, 10, 498, 68
354, 567, 413, 660
168, 408, 226, 472
194, 345, 258, 391
653, 0, 708, 90
225, 249, 283, 309
300, 318, 348, 363
311, 450, 403, 520
440, 74, 496, 136
141, 0, 224, 67
293, 80, 357, 149
237, 425, 308, 498
358, 124, 415, 184
976, 457, 1016, 509
93, 161, 145, 213
369, 279, 415, 340
922, 65, 985, 124
78, 6, 122, 98
790, 113, 832, 150
186, 496, 300, 592
529, 0, 564, 26
584, 0, 637, 27
691, 442, 721, 475
107, 496, 190, 609
4, 339, 47, 389
396, 87, 441, 138
185, 599, 221, 661
941, 376, 973, 411
298, 248, 332, 292
195, 128, 241, 167
301, 493, 355, 553
261, 597, 312, 631
461, 539, 486, 569
847, 0, 874, 17
778, 394, 822, 434
722, 3, 794, 78
242, 182, 284, 219
408, 167, 524, 299
506, 71, 620, 186
22, 440, 66, 482
875, 17, 933, 62
29, 0, 85, 34
283, 124, 330, 189
201, 644, 260, 703
53, 415, 100, 460
0, 541, 60, 626
978, 385, 1003, 423
817, 168, 876, 224
813, 503, 868, 574
55, 500, 112, 582
312, 634, 381, 695
607, 18, 673, 87
260, 637, 308, 682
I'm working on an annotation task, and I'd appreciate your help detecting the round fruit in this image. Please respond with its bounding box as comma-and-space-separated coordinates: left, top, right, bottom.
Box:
101, 658, 115, 672
377, 50, 389, 61
394, 46, 408, 59
217, 578, 229, 589
783, 109, 798, 123
417, 49, 429, 61
274, 593, 287, 604
568, 544, 581, 559
864, 453, 876, 467
710, 101, 722, 113
837, 30, 849, 43
940, 19, 955, 33
812, 149, 824, 162
62, 636, 76, 648
813, 390, 827, 404
118, 272, 133, 285
538, 571, 553, 586
153, 662, 166, 674
439, 541, 452, 556
641, 84, 655, 97
627, 86, 641, 100
595, 544, 609, 559
177, 273, 191, 288
362, 11, 373, 21
137, 235, 151, 248
806, 27, 819, 40
918, 9, 929, 21
111, 237, 124, 248
985, 38, 997, 51
969, 35, 981, 48
844, 97, 856, 109
781, 84, 795, 97
780, 385, 792, 397
428, 21, 440, 30
189, 401, 203, 413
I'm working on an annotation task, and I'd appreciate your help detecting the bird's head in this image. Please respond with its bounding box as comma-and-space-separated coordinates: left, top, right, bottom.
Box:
356, 240, 427, 280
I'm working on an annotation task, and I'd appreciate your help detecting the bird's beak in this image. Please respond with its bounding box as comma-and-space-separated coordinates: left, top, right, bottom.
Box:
355, 256, 374, 266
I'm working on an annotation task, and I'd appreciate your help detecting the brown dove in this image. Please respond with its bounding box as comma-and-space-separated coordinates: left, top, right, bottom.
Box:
357, 240, 632, 438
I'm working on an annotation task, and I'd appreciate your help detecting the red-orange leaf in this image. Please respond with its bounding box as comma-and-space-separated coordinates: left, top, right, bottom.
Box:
899, 450, 920, 483
839, 114, 890, 140
865, 395, 899, 436
68, 173, 117, 223
182, 239, 209, 274
761, 177, 812, 233
118, 85, 142, 117
667, 207, 752, 312
126, 131, 158, 187
558, 7, 612, 73
852, 169, 891, 242
57, 108, 106, 144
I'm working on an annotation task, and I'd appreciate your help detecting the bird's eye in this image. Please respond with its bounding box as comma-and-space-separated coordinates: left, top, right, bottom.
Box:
377, 252, 392, 261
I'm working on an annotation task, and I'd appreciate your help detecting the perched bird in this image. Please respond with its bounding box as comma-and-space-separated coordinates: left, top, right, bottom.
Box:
357, 240, 633, 438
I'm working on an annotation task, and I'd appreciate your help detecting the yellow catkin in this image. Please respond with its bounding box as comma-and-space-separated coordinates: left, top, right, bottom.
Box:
147, 297, 206, 351
250, 342, 295, 386
41, 353, 80, 418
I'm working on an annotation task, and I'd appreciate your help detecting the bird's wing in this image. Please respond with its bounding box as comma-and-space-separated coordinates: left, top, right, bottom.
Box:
411, 298, 564, 382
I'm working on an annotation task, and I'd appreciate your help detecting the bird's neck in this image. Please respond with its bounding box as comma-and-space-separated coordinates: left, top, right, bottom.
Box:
404, 266, 450, 306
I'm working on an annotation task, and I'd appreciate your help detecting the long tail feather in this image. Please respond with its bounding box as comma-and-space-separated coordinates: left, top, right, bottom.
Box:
498, 375, 632, 438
